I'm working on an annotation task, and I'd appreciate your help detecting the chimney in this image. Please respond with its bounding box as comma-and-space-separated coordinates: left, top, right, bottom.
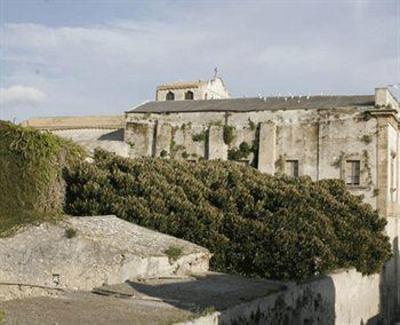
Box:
375, 87, 390, 108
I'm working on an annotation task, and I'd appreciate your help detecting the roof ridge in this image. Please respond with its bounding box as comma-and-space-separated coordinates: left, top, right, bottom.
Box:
126, 95, 375, 114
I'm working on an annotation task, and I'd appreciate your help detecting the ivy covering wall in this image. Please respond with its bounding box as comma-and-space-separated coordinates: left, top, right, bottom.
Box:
0, 121, 84, 236
65, 149, 391, 281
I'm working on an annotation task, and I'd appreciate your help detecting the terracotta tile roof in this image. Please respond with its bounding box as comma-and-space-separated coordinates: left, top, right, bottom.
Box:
127, 95, 375, 113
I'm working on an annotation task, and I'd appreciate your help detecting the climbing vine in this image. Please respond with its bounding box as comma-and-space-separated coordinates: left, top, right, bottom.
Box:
223, 125, 236, 145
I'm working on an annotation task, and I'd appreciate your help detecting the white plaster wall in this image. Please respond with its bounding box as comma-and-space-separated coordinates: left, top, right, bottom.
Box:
203, 78, 230, 99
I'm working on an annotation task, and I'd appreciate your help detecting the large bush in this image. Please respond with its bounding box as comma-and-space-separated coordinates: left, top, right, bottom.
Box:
0, 121, 84, 236
65, 149, 391, 281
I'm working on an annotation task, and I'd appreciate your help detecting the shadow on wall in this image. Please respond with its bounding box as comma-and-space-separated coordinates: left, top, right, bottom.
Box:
98, 129, 125, 141
378, 236, 399, 325
125, 273, 339, 324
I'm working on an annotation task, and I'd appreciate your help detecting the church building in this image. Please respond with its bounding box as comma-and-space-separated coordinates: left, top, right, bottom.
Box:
155, 76, 229, 101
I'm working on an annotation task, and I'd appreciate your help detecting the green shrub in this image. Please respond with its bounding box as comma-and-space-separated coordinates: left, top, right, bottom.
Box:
164, 245, 183, 262
223, 125, 236, 145
192, 132, 206, 142
360, 134, 373, 144
248, 119, 256, 131
228, 142, 254, 161
65, 149, 391, 281
65, 227, 77, 239
0, 121, 85, 236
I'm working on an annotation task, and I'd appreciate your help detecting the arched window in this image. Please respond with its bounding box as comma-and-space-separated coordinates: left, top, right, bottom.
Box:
185, 91, 194, 100
204, 93, 208, 100
166, 91, 175, 101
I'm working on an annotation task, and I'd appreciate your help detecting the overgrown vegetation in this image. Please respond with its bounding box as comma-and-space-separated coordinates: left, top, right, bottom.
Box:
169, 140, 185, 159
223, 125, 236, 145
164, 245, 183, 262
332, 151, 346, 169
160, 149, 168, 158
0, 121, 85, 236
248, 119, 256, 131
275, 155, 286, 173
228, 142, 254, 161
65, 149, 391, 281
65, 227, 77, 239
192, 131, 206, 142
360, 134, 373, 144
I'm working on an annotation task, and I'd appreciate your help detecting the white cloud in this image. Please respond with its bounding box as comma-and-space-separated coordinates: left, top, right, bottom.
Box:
0, 85, 46, 108
0, 0, 398, 121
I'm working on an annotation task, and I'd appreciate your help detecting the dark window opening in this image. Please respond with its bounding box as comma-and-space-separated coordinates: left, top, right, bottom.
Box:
346, 160, 360, 185
185, 91, 194, 100
166, 91, 175, 101
286, 160, 299, 177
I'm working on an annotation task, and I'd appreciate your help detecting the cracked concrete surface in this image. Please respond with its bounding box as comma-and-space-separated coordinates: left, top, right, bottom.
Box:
0, 215, 210, 301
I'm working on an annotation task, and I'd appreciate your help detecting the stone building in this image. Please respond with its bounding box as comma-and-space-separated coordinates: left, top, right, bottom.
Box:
125, 83, 400, 321
21, 77, 400, 321
155, 77, 229, 101
125, 86, 399, 214
21, 115, 129, 156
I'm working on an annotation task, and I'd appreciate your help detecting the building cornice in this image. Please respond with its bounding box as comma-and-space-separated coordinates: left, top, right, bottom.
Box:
368, 109, 399, 130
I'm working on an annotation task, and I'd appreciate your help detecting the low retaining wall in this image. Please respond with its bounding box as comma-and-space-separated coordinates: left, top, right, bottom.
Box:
180, 269, 380, 325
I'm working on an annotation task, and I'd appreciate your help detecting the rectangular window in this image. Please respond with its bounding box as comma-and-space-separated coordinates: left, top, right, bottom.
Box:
346, 160, 360, 185
286, 160, 299, 177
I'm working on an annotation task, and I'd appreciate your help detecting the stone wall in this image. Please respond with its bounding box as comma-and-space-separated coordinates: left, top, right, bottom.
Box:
125, 107, 383, 208
21, 115, 125, 129
179, 269, 381, 325
126, 104, 400, 322
52, 128, 130, 157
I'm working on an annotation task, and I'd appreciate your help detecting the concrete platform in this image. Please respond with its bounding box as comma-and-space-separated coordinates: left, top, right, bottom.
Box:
0, 216, 210, 301
0, 273, 286, 325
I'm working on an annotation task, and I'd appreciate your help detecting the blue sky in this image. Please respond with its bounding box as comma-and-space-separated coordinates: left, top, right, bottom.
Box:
0, 0, 399, 121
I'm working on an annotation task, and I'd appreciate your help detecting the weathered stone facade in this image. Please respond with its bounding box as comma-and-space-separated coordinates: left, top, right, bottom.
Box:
20, 81, 400, 322
21, 115, 130, 156
125, 86, 400, 322
125, 88, 399, 211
